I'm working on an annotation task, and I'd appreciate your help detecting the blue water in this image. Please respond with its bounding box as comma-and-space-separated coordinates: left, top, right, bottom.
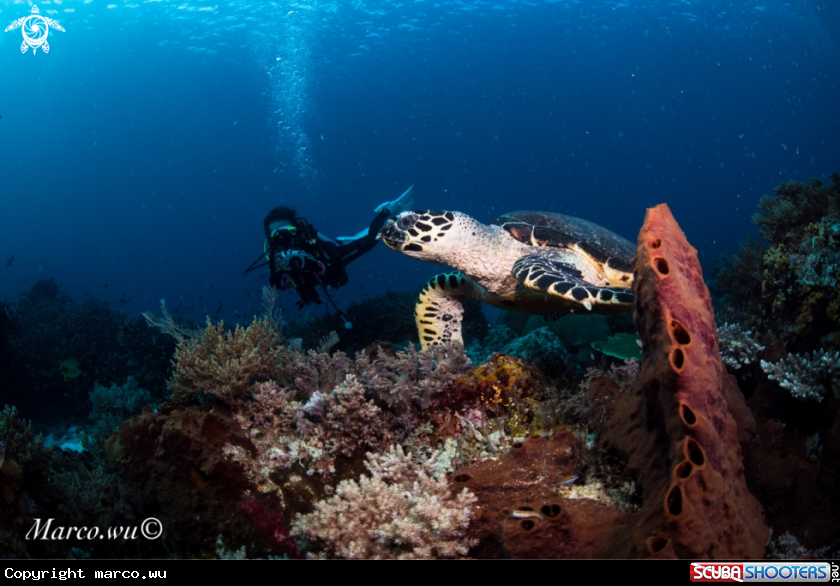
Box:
1, 0, 838, 324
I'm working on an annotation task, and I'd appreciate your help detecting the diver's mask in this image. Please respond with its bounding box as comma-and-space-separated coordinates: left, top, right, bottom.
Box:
269, 225, 297, 249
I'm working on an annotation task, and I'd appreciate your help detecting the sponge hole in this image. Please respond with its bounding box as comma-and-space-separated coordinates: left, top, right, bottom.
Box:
670, 320, 691, 345
541, 504, 562, 518
666, 484, 683, 516
646, 535, 670, 555
674, 460, 693, 479
680, 404, 697, 426
671, 348, 685, 370
654, 257, 670, 275
685, 438, 706, 466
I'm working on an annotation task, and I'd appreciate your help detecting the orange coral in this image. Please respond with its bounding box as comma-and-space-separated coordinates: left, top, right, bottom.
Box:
443, 354, 542, 436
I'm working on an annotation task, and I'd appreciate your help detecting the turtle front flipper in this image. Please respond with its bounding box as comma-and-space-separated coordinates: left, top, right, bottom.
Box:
512, 255, 633, 312
415, 272, 477, 350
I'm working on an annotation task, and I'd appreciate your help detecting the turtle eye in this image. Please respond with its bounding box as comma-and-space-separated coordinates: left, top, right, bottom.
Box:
398, 213, 418, 230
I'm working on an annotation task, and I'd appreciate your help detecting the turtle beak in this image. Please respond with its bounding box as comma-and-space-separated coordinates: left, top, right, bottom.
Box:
377, 219, 407, 250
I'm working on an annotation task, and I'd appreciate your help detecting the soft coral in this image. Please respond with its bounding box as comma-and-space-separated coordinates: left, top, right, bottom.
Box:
237, 497, 303, 558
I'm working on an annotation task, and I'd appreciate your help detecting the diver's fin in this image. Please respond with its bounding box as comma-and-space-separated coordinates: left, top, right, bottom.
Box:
374, 185, 414, 215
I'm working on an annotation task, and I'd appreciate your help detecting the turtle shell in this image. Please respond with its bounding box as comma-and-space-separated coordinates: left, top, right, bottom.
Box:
492, 210, 635, 286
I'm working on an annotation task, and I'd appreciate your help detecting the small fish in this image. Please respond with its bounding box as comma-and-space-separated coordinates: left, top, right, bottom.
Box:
58, 359, 81, 380
554, 475, 579, 486
6, 256, 13, 268
511, 509, 544, 521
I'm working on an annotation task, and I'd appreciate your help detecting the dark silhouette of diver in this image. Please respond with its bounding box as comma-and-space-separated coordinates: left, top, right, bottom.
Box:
244, 186, 414, 328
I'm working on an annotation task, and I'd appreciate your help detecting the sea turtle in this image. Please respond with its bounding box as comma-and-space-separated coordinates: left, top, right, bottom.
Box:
5, 5, 65, 55
378, 209, 635, 349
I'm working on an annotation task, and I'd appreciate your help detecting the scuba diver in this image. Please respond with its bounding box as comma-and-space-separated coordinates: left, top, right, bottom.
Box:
244, 186, 414, 327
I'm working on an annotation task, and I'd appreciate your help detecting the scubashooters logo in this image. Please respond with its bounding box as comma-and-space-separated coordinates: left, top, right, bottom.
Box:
690, 561, 835, 582
5, 5, 65, 55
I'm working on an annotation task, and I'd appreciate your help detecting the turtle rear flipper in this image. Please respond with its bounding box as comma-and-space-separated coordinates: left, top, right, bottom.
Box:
512, 255, 633, 312
415, 272, 479, 350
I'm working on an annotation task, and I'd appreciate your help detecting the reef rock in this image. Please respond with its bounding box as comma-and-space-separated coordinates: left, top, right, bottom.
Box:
597, 203, 768, 558
450, 431, 631, 559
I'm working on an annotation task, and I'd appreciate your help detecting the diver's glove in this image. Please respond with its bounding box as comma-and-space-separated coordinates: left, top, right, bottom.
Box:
336, 228, 369, 245
374, 185, 414, 216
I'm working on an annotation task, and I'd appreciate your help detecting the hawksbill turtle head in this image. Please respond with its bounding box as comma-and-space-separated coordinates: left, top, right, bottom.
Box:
378, 210, 481, 263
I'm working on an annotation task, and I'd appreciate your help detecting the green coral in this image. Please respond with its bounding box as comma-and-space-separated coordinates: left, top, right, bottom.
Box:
592, 332, 642, 361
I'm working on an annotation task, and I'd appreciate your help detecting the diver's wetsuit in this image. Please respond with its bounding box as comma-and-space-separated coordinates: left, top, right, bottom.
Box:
269, 210, 390, 308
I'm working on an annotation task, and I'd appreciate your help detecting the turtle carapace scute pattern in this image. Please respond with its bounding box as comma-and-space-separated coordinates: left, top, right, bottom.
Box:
378, 209, 636, 350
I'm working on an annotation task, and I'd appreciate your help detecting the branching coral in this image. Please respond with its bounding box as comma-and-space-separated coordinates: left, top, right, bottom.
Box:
356, 343, 472, 412
226, 375, 387, 483
717, 323, 764, 371
760, 349, 840, 401
0, 405, 50, 476
277, 348, 356, 400
142, 298, 201, 343
224, 343, 473, 482
89, 377, 154, 445
168, 316, 284, 401
581, 358, 640, 394
765, 531, 833, 560
291, 446, 477, 559
297, 375, 387, 460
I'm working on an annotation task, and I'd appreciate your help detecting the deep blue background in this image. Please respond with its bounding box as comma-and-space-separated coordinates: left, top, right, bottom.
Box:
1, 0, 838, 324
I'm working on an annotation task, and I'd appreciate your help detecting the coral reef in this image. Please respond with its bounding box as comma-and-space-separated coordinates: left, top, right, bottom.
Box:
754, 174, 840, 244
89, 377, 154, 445
765, 531, 835, 560
167, 316, 284, 401
291, 446, 476, 559
582, 359, 640, 394
717, 323, 765, 371
2, 279, 174, 424
595, 203, 768, 558
449, 431, 633, 558
105, 402, 275, 557
11, 185, 840, 558
716, 172, 840, 351
760, 350, 840, 402
0, 406, 121, 559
